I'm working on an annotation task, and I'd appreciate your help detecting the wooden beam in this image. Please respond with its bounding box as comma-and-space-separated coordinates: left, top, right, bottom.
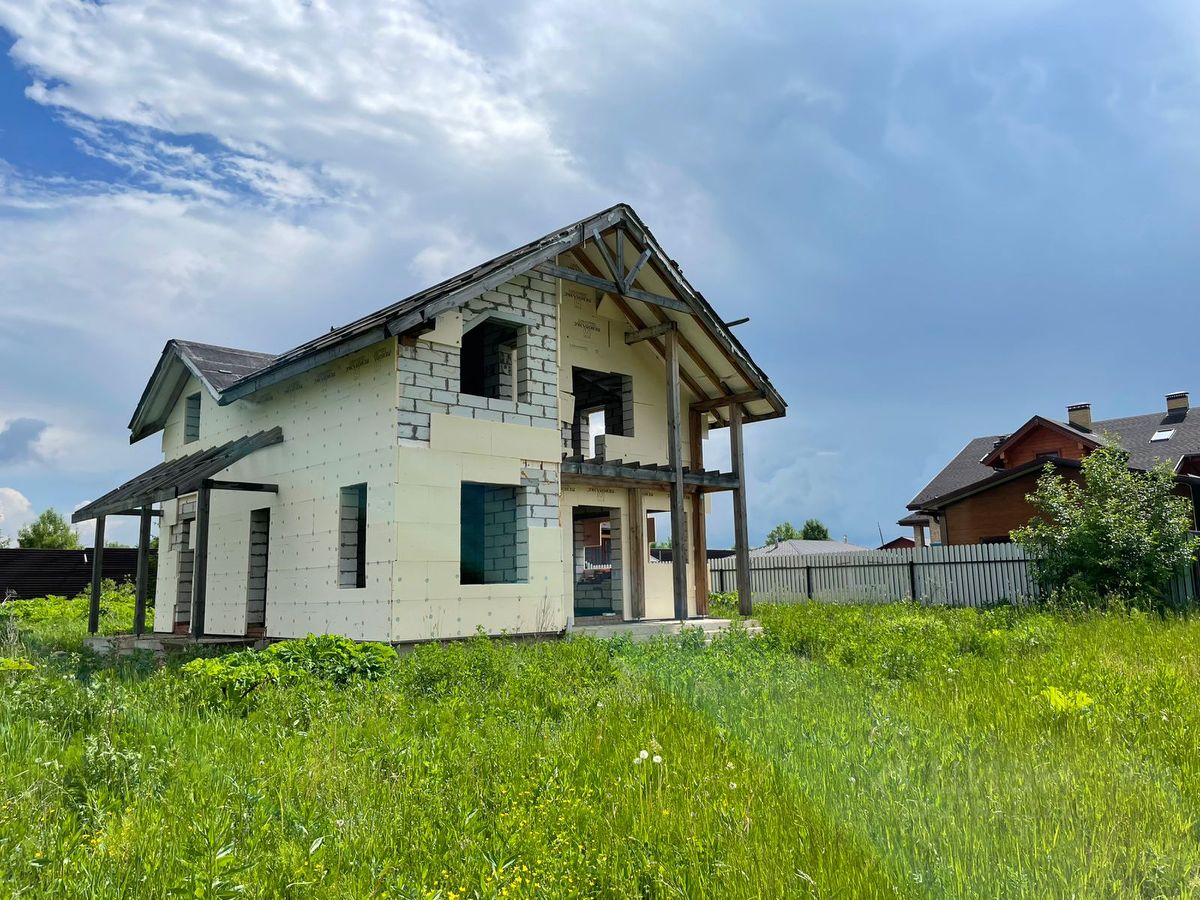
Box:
533, 262, 691, 314
619, 222, 783, 417
666, 329, 689, 621
628, 488, 646, 620
691, 390, 764, 413
707, 411, 778, 429
134, 507, 152, 637
616, 227, 625, 287
190, 483, 212, 638
730, 404, 752, 616
626, 247, 653, 288
690, 409, 710, 617
87, 516, 106, 635
625, 321, 677, 345
589, 227, 623, 286
560, 456, 738, 487
562, 248, 725, 427
205, 479, 280, 493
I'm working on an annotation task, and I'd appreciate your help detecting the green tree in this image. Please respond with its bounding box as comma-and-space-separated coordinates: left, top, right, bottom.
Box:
17, 509, 82, 550
800, 519, 831, 541
1012, 443, 1200, 606
765, 522, 800, 544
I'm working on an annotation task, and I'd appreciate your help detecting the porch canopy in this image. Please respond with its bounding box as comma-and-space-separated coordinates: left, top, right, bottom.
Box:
72, 427, 283, 638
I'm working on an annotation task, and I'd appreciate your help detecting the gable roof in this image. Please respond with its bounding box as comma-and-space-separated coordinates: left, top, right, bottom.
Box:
977, 415, 1104, 467
128, 340, 278, 443
129, 203, 786, 442
909, 403, 1200, 510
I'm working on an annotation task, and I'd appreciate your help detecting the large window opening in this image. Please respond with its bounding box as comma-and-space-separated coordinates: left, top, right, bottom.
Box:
573, 505, 623, 618
461, 319, 525, 401
338, 484, 367, 589
460, 482, 529, 585
571, 367, 632, 458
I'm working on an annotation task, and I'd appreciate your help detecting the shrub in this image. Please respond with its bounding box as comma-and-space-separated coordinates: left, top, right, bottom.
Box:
181, 633, 398, 708
1012, 443, 1200, 608
263, 633, 396, 685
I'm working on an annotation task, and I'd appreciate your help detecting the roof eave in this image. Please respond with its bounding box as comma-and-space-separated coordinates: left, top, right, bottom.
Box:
916, 457, 1081, 511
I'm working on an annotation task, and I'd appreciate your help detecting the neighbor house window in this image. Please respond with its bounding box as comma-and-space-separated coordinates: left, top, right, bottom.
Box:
460, 482, 528, 585
184, 392, 202, 443
460, 319, 526, 401
338, 484, 367, 589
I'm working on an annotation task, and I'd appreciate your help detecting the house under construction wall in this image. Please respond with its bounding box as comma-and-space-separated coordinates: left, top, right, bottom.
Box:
73, 204, 786, 643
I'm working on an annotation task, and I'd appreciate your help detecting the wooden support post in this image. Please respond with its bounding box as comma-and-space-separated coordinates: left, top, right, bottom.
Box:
665, 329, 688, 621
190, 484, 212, 638
627, 488, 646, 620
134, 506, 152, 637
87, 516, 106, 635
690, 409, 709, 616
730, 404, 752, 616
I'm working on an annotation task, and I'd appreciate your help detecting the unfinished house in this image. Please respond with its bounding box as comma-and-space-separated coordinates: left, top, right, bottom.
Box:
73, 204, 786, 643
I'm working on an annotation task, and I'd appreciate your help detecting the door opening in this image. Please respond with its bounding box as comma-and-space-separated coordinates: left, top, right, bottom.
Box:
572, 505, 623, 619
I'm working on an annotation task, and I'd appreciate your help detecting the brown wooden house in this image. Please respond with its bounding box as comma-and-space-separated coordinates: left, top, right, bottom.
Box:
903, 393, 1200, 546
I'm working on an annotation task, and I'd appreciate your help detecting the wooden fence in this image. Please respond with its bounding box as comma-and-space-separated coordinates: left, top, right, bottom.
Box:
708, 544, 1200, 608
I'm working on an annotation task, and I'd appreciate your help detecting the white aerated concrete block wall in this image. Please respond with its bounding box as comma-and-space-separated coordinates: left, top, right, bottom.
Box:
152, 342, 400, 640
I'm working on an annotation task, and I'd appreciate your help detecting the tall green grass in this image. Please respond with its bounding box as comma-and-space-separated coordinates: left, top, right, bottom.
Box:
2, 596, 1198, 897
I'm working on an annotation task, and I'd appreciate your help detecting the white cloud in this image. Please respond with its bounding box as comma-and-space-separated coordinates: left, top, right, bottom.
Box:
0, 487, 35, 542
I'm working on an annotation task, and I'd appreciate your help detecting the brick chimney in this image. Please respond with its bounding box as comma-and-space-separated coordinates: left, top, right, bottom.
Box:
1167, 391, 1189, 414
1067, 402, 1092, 430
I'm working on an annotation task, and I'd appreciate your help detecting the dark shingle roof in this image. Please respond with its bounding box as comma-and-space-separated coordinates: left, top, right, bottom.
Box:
909, 405, 1200, 509
908, 435, 1006, 508
173, 340, 277, 392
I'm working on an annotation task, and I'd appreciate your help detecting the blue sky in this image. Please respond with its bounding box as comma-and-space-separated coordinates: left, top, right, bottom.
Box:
1, 1, 1199, 548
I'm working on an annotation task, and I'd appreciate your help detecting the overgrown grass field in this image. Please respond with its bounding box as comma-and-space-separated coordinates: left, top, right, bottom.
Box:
2, 589, 1199, 897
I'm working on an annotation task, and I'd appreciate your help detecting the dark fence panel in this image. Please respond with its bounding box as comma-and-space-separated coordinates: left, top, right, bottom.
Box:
0, 548, 151, 600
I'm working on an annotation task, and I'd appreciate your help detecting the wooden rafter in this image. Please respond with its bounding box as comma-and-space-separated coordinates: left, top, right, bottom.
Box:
616, 222, 776, 422
625, 322, 677, 345
564, 248, 726, 427
533, 262, 691, 314
587, 227, 750, 423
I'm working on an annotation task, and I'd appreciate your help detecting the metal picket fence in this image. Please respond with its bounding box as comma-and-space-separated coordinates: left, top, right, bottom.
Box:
709, 543, 1200, 608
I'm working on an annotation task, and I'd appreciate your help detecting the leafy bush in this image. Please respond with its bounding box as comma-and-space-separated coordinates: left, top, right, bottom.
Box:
1012, 443, 1200, 608
181, 633, 397, 708
263, 633, 396, 684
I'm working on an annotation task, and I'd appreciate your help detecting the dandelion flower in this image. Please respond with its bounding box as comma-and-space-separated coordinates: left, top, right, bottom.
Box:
639, 749, 649, 760
652, 754, 662, 764
729, 782, 737, 790
633, 757, 643, 765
